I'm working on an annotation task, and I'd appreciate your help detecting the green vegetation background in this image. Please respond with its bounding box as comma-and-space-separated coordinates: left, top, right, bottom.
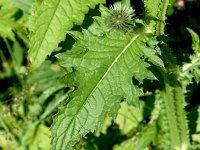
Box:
0, 0, 200, 149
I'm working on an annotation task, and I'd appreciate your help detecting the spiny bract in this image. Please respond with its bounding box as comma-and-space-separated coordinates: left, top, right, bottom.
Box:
106, 2, 135, 32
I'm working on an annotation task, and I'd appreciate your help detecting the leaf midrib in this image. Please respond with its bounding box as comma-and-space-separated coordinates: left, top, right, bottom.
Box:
30, 0, 61, 61
88, 34, 140, 98
60, 34, 140, 148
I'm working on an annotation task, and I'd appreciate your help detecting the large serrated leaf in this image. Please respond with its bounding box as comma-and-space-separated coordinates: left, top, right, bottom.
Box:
28, 0, 105, 70
51, 5, 163, 150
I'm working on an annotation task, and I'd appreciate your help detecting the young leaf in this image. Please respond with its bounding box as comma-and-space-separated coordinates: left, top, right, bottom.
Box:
180, 29, 200, 84
187, 28, 200, 54
28, 0, 105, 70
51, 5, 164, 150
181, 53, 200, 84
136, 121, 157, 150
115, 102, 144, 135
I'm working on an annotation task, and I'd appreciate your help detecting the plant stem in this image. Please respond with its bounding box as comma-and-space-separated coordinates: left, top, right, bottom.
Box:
160, 84, 181, 149
173, 86, 190, 148
155, 0, 169, 36
151, 0, 190, 149
144, 0, 161, 34
160, 82, 190, 149
157, 42, 190, 149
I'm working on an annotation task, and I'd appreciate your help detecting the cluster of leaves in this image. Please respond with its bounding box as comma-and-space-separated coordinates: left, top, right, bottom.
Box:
0, 0, 200, 150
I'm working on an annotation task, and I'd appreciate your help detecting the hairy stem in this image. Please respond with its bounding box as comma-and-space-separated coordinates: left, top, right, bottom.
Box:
144, 0, 160, 34
159, 83, 190, 149
173, 86, 190, 148
158, 45, 190, 149
155, 0, 169, 35
147, 0, 190, 148
144, 0, 169, 35
160, 84, 181, 149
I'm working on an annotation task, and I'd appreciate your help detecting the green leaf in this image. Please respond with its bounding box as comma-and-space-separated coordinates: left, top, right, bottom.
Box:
39, 92, 69, 121
113, 139, 135, 150
51, 5, 163, 150
12, 42, 24, 67
21, 123, 51, 150
121, 0, 131, 6
115, 102, 144, 135
26, 61, 65, 93
94, 116, 112, 136
187, 28, 200, 54
26, 61, 67, 120
195, 106, 200, 133
136, 121, 157, 150
29, 124, 51, 150
0, 0, 19, 41
181, 53, 200, 84
28, 0, 105, 70
0, 0, 19, 18
144, 0, 169, 35
0, 18, 15, 41
29, 84, 66, 119
11, 0, 35, 13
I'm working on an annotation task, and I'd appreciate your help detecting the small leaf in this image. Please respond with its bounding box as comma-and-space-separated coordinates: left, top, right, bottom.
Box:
181, 54, 200, 84
39, 93, 69, 121
136, 121, 157, 150
115, 102, 144, 135
187, 28, 200, 54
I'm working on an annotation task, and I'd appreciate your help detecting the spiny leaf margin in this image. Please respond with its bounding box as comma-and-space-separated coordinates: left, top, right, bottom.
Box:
51, 5, 164, 150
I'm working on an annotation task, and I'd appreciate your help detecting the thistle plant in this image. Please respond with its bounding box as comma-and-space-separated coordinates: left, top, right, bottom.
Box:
106, 2, 135, 32
0, 0, 200, 150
